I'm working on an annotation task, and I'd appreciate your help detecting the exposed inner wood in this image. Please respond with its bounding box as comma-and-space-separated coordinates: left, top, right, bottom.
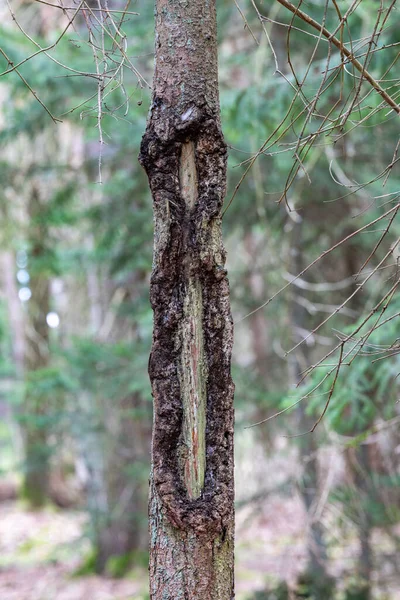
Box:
179, 141, 198, 210
179, 141, 206, 500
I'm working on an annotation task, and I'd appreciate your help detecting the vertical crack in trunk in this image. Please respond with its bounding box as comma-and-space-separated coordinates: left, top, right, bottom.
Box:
179, 141, 206, 500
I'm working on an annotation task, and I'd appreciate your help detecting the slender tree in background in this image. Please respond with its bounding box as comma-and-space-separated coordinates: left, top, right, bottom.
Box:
22, 186, 51, 507
287, 214, 332, 597
139, 1, 235, 597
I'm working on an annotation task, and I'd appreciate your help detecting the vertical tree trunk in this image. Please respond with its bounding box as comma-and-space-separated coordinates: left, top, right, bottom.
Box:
94, 392, 150, 574
22, 188, 51, 507
342, 239, 372, 599
1, 252, 25, 376
288, 216, 332, 596
352, 444, 372, 599
244, 232, 274, 450
1, 252, 25, 473
139, 2, 235, 598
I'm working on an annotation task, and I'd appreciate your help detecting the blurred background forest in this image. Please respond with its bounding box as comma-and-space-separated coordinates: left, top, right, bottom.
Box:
0, 0, 399, 598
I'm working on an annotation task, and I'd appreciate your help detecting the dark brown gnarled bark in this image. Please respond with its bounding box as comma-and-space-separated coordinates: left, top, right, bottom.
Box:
139, 1, 235, 598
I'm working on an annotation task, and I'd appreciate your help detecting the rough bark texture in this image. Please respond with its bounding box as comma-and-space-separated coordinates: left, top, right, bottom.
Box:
139, 1, 235, 598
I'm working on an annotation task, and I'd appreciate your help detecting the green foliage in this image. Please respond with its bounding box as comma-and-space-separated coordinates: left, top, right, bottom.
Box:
249, 574, 335, 600
249, 582, 289, 600
331, 482, 400, 529
62, 337, 151, 403
74, 546, 148, 579
344, 583, 373, 600
284, 295, 400, 435
105, 552, 133, 578
73, 548, 98, 577
106, 550, 149, 578
0, 28, 92, 135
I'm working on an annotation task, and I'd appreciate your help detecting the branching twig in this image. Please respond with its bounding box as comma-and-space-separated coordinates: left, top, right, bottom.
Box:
275, 0, 400, 114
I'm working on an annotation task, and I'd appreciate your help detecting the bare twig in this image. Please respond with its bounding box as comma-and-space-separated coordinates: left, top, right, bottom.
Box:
275, 0, 400, 114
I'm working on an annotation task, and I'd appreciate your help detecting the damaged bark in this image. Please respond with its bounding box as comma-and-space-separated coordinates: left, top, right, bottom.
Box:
139, 1, 235, 598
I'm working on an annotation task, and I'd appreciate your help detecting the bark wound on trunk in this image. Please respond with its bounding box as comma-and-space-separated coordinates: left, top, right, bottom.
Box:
139, 1, 234, 598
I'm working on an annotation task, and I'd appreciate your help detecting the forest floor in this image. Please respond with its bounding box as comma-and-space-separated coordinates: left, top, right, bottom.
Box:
0, 502, 146, 600
0, 496, 305, 600
0, 496, 399, 600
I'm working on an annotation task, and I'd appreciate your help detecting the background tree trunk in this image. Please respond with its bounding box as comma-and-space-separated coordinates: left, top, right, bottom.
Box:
140, 1, 235, 598
342, 238, 373, 599
288, 215, 333, 597
94, 392, 150, 574
22, 188, 51, 508
1, 252, 25, 376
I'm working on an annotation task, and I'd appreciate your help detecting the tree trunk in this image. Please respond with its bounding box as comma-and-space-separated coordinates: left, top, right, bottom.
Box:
244, 231, 275, 450
342, 238, 372, 598
288, 216, 332, 596
139, 2, 235, 598
353, 445, 372, 598
95, 393, 150, 574
22, 188, 51, 507
1, 252, 25, 376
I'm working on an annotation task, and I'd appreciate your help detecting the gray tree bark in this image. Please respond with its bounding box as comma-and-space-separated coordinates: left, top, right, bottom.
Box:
139, 2, 235, 598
